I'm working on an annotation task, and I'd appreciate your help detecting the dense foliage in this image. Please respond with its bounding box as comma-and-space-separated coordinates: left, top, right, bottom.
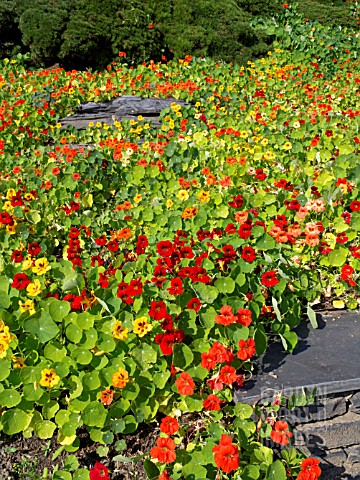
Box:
0, 2, 359, 479
0, 0, 359, 69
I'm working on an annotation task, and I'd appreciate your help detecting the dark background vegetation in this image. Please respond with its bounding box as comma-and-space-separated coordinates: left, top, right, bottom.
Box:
0, 0, 357, 69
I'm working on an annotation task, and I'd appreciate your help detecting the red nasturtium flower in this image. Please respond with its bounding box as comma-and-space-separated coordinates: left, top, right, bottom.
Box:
270, 421, 293, 445
203, 393, 224, 411
175, 372, 195, 395
261, 270, 279, 288
237, 338, 256, 361
186, 297, 201, 312
158, 471, 174, 480
89, 462, 109, 480
160, 416, 180, 436
212, 434, 240, 473
11, 273, 31, 290
297, 458, 321, 480
236, 308, 252, 326
215, 305, 237, 326
150, 437, 176, 463
349, 200, 360, 212
218, 365, 238, 385
241, 246, 256, 263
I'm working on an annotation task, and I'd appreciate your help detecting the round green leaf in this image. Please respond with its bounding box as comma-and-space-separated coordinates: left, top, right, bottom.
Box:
82, 401, 107, 428
66, 324, 83, 343
44, 341, 67, 362
214, 277, 235, 294
2, 408, 32, 434
0, 389, 21, 408
49, 300, 71, 323
34, 420, 57, 439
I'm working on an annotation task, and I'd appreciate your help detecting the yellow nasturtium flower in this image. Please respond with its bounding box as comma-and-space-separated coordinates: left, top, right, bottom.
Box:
197, 191, 210, 203
11, 356, 26, 369
6, 189, 16, 200
22, 256, 33, 271
133, 194, 142, 203
19, 299, 35, 315
112, 320, 128, 340
32, 257, 51, 275
177, 190, 189, 201
133, 316, 153, 337
40, 368, 60, 388
166, 199, 174, 208
26, 279, 42, 297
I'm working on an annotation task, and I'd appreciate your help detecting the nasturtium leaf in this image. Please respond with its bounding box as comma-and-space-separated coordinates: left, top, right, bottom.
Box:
81, 328, 98, 349
267, 460, 287, 480
254, 326, 268, 356
23, 383, 44, 401
122, 415, 138, 434
2, 408, 32, 434
0, 291, 10, 309
152, 371, 170, 389
255, 233, 275, 250
307, 304, 318, 329
231, 326, 249, 344
121, 382, 140, 401
143, 459, 160, 480
42, 400, 60, 420
20, 366, 42, 384
281, 331, 298, 352
328, 248, 347, 267
242, 465, 260, 480
72, 348, 92, 365
142, 208, 154, 222
82, 402, 107, 428
82, 193, 93, 207
66, 324, 83, 344
173, 343, 194, 369
44, 341, 67, 363
34, 420, 57, 439
76, 312, 94, 330
0, 359, 11, 381
49, 300, 71, 323
24, 313, 59, 343
214, 277, 235, 294
53, 472, 72, 480
0, 389, 21, 408
193, 283, 218, 304
200, 307, 216, 329
234, 403, 253, 419
82, 371, 101, 391
110, 398, 131, 418
216, 205, 229, 218
73, 469, 91, 480
132, 343, 157, 366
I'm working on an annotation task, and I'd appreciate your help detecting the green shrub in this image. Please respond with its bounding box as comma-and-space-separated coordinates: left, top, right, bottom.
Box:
297, 0, 358, 28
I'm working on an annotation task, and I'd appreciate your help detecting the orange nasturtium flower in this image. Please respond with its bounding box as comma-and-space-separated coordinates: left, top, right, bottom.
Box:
182, 207, 198, 219
112, 368, 129, 388
40, 368, 60, 388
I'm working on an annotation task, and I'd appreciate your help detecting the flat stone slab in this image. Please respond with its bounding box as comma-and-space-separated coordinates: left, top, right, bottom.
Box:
234, 311, 360, 404
60, 95, 190, 130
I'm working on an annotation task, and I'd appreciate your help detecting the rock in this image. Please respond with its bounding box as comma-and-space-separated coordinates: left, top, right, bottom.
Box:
60, 95, 190, 130
294, 411, 360, 450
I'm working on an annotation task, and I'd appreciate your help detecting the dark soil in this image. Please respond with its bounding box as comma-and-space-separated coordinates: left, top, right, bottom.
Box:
0, 421, 160, 479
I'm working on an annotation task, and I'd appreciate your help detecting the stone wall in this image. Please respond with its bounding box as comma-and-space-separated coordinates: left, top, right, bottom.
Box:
234, 312, 360, 480
287, 390, 360, 479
